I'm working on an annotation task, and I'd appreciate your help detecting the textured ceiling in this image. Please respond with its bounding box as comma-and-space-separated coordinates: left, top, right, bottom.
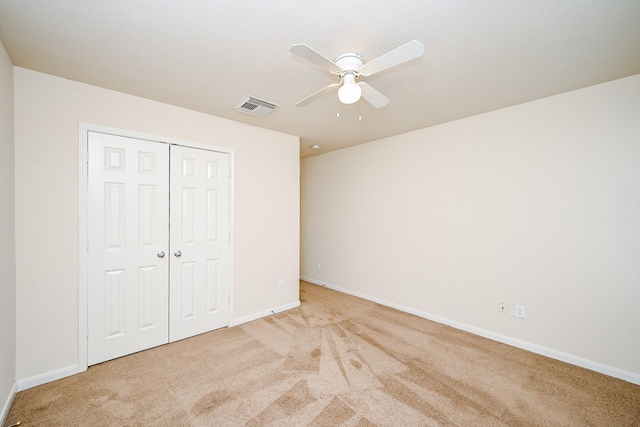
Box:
1, 1, 639, 158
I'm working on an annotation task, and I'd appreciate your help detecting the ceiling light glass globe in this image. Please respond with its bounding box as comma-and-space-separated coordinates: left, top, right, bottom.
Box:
338, 74, 361, 104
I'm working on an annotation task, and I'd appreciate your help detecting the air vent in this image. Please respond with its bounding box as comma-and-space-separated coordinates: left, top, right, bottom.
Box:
234, 96, 279, 117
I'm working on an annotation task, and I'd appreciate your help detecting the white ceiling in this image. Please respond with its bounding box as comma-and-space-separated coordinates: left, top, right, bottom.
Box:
1, 1, 639, 158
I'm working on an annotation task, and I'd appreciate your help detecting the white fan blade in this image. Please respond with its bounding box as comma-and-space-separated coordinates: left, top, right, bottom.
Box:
295, 83, 340, 107
359, 40, 424, 76
359, 82, 390, 108
290, 44, 342, 74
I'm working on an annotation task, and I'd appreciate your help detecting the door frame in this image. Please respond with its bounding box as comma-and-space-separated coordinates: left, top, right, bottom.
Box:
78, 123, 235, 372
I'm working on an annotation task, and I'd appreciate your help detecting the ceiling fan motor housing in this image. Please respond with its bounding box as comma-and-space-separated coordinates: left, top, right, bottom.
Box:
335, 53, 364, 74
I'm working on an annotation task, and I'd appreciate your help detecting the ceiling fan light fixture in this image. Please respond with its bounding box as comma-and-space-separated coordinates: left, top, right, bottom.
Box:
338, 73, 361, 104
291, 41, 424, 108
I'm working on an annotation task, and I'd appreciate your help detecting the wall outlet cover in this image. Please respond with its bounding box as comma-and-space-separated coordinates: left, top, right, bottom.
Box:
499, 301, 507, 314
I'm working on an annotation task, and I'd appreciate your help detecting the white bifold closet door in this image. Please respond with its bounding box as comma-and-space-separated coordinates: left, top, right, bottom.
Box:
169, 145, 231, 342
87, 132, 230, 366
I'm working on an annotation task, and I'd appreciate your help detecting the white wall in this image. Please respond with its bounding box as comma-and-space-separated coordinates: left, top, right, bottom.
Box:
0, 41, 17, 421
14, 68, 299, 382
301, 74, 640, 380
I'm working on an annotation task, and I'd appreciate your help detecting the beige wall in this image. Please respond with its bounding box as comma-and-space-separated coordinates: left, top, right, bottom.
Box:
14, 67, 300, 381
0, 41, 16, 419
301, 74, 640, 378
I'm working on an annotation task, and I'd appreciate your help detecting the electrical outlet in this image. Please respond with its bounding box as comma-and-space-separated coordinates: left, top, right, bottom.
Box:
316, 262, 321, 270
499, 301, 507, 314
278, 280, 284, 290
515, 305, 525, 319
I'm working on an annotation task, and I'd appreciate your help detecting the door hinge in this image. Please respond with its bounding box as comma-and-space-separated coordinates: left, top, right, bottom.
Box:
228, 232, 231, 241
227, 295, 231, 305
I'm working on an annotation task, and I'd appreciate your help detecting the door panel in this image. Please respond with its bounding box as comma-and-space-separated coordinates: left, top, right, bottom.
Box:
88, 132, 170, 365
87, 133, 231, 363
169, 146, 230, 342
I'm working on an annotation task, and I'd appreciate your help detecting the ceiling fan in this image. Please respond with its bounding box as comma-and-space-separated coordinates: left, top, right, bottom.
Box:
290, 40, 424, 108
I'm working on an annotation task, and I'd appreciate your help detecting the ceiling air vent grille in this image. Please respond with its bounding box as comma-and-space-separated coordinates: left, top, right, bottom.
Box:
234, 96, 279, 117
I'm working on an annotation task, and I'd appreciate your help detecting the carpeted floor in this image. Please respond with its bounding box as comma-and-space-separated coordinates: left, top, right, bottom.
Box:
7, 281, 640, 426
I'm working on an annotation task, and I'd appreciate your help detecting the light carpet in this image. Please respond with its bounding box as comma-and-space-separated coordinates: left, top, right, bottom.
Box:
7, 281, 640, 426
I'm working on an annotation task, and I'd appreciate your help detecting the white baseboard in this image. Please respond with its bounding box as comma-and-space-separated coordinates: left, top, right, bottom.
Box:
1, 382, 18, 427
230, 300, 301, 327
300, 276, 640, 386
17, 364, 79, 391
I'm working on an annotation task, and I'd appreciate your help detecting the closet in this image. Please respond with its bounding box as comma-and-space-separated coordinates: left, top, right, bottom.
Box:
86, 132, 231, 365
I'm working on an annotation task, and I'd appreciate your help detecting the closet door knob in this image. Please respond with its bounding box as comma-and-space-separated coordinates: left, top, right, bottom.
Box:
157, 251, 166, 258
174, 250, 182, 257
